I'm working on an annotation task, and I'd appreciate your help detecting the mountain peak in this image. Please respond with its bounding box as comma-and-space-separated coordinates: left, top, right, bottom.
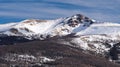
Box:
64, 14, 95, 27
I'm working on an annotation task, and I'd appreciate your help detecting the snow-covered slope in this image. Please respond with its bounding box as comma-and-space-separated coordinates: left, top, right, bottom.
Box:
76, 22, 120, 35
2, 19, 63, 36
0, 23, 17, 32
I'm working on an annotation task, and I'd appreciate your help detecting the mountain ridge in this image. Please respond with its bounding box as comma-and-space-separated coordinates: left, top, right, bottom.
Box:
1, 14, 120, 39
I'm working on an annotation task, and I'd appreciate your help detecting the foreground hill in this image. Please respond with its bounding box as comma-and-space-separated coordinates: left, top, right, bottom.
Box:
0, 40, 120, 67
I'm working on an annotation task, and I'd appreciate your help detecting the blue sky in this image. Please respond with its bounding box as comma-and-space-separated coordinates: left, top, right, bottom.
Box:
0, 0, 120, 24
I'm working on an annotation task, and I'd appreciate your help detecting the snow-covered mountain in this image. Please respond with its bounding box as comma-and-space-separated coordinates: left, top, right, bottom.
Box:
1, 14, 120, 39
0, 14, 120, 63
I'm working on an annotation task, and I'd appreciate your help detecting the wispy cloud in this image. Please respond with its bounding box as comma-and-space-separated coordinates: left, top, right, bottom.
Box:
0, 0, 119, 23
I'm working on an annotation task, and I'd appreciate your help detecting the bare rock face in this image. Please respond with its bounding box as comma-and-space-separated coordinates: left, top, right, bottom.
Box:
109, 43, 120, 63
66, 14, 94, 27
